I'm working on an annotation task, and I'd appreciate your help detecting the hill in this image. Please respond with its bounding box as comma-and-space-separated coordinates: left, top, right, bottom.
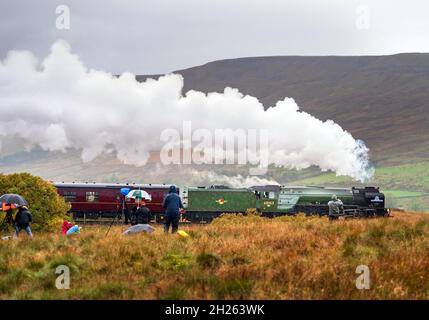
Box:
138, 53, 429, 164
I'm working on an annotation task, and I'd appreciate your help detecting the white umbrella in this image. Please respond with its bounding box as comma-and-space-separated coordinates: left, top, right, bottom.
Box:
126, 189, 152, 201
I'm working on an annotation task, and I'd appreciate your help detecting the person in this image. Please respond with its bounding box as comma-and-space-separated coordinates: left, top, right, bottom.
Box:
61, 219, 74, 235
135, 201, 152, 224
163, 185, 183, 234
5, 208, 14, 225
123, 203, 130, 225
130, 205, 138, 225
14, 206, 33, 238
179, 208, 187, 222
66, 225, 81, 235
328, 194, 343, 220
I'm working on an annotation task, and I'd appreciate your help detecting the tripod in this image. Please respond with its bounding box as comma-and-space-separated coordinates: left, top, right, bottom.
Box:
106, 195, 128, 235
0, 211, 14, 236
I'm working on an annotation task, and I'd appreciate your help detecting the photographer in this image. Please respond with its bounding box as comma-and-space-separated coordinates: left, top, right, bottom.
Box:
134, 201, 152, 225
14, 206, 33, 238
328, 195, 344, 220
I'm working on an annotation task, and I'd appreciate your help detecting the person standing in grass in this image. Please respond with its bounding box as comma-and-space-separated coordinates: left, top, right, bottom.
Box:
162, 185, 183, 234
328, 194, 343, 220
13, 206, 33, 238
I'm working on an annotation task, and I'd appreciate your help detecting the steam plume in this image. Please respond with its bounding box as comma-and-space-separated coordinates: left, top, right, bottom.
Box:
0, 40, 373, 181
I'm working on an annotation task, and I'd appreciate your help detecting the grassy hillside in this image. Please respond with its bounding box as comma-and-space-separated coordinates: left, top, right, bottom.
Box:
1, 211, 428, 299
290, 162, 429, 190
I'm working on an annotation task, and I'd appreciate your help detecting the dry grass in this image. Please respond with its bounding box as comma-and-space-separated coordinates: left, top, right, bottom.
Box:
1, 210, 429, 299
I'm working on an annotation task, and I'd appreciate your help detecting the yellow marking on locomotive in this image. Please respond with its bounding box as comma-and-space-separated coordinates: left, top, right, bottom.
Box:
263, 200, 275, 208
216, 198, 227, 205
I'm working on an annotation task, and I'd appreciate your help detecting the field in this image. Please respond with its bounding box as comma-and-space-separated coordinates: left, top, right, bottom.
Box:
1, 211, 429, 300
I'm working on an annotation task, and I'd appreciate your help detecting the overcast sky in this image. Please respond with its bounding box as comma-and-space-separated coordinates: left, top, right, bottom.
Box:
1, 0, 428, 74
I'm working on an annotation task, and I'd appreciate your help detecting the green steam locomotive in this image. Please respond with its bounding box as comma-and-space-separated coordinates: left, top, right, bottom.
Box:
183, 185, 388, 223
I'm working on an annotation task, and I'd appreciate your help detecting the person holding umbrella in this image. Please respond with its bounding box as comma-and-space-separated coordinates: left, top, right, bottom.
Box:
125, 189, 152, 225
14, 206, 33, 238
0, 194, 31, 237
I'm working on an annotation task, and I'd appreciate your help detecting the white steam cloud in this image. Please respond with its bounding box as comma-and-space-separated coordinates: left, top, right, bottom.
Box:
0, 40, 373, 181
187, 170, 280, 188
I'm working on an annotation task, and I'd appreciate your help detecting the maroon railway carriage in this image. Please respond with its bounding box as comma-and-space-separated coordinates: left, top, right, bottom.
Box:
54, 182, 176, 222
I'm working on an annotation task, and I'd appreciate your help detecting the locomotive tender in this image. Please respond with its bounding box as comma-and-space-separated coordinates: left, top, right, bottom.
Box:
54, 182, 388, 223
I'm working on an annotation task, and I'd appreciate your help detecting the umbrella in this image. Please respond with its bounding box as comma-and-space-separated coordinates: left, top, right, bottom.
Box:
123, 224, 155, 235
126, 190, 152, 201
1, 203, 17, 212
0, 194, 28, 208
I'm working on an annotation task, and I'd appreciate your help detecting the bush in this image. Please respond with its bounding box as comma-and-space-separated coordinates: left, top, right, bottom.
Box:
160, 253, 192, 271
0, 173, 69, 231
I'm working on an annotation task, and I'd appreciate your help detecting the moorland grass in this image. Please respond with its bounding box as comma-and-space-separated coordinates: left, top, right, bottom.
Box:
0, 211, 429, 299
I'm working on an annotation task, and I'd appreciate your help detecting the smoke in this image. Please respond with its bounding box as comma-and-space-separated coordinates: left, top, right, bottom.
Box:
187, 170, 280, 188
0, 40, 373, 181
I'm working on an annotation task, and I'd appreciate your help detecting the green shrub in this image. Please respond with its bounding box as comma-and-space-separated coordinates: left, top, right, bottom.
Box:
0, 173, 69, 231
160, 253, 192, 271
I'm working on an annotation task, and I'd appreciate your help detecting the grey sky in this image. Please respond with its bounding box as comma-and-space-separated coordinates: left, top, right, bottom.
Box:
1, 0, 428, 74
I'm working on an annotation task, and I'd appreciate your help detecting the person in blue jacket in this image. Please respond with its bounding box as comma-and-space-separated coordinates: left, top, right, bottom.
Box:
162, 185, 183, 234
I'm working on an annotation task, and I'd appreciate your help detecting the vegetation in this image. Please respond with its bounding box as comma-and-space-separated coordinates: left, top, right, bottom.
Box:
0, 173, 69, 231
289, 162, 429, 191
1, 211, 429, 299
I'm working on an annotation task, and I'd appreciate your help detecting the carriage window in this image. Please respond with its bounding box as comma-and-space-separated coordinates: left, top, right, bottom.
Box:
268, 192, 275, 199
63, 191, 76, 202
86, 192, 99, 202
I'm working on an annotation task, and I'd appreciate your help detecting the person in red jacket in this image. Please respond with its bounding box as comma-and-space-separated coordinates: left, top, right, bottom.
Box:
61, 220, 74, 235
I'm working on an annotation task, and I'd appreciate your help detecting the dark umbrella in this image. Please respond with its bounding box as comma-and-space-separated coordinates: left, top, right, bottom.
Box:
0, 194, 28, 207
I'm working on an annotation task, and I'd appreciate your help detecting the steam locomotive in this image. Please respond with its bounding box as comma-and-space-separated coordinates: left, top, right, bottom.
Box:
54, 182, 389, 223
183, 185, 388, 222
